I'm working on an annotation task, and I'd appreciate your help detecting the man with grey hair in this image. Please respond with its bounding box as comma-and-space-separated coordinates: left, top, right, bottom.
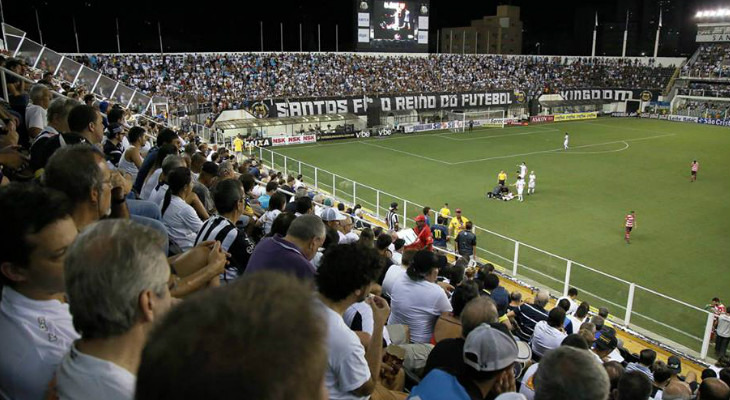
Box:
534, 346, 610, 400
244, 214, 326, 280
424, 296, 501, 377
30, 97, 78, 171
509, 290, 550, 342
25, 84, 53, 141
56, 220, 175, 399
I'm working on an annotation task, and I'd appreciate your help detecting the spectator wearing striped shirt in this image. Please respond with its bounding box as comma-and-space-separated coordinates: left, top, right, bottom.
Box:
625, 349, 656, 381
509, 290, 550, 342
195, 179, 255, 282
386, 202, 399, 231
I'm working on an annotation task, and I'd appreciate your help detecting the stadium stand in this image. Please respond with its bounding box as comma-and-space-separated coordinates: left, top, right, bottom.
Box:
74, 54, 676, 120
0, 23, 723, 400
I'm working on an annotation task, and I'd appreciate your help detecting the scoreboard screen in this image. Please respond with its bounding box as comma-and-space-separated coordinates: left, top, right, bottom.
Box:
355, 0, 429, 52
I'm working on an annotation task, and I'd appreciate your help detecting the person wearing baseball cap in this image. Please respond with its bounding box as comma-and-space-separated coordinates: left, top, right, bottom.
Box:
321, 207, 347, 237
386, 202, 400, 231
591, 328, 618, 363
410, 323, 531, 399
405, 214, 434, 252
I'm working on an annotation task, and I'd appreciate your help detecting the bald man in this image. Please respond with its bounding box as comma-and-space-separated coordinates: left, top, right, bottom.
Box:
663, 382, 692, 400
697, 378, 730, 400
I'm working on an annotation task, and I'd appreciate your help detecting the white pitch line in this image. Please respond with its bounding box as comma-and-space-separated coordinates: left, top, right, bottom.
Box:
437, 128, 560, 141
451, 133, 674, 165
358, 141, 452, 165
562, 141, 629, 154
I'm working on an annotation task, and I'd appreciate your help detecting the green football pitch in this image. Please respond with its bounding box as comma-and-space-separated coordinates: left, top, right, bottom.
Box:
269, 117, 730, 353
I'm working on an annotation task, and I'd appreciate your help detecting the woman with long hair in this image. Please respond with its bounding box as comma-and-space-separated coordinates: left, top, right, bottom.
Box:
161, 167, 203, 251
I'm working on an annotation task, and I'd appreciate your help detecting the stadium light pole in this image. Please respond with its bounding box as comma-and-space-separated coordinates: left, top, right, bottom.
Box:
299, 23, 302, 51
116, 18, 121, 53
72, 16, 80, 53
318, 24, 321, 52
158, 21, 164, 54
653, 9, 662, 58
591, 12, 598, 57
449, 30, 453, 53
475, 31, 478, 54
260, 21, 264, 52
436, 29, 439, 54
462, 30, 465, 54
280, 23, 284, 52
34, 7, 43, 45
0, 0, 5, 25
336, 24, 339, 52
622, 10, 628, 57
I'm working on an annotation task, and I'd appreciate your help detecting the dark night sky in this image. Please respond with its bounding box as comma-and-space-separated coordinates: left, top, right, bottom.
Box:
1, 0, 711, 55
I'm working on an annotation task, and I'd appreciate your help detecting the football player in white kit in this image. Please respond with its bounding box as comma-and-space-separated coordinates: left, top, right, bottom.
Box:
518, 162, 527, 180
512, 176, 526, 202
564, 133, 569, 150
528, 171, 536, 195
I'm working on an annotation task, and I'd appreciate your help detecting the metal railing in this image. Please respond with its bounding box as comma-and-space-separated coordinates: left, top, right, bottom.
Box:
2, 23, 165, 118
257, 145, 715, 360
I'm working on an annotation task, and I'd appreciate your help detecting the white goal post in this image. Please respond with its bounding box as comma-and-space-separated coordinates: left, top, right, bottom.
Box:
446, 110, 506, 132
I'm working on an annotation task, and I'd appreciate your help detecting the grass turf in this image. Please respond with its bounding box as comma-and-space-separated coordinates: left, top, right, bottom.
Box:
270, 117, 730, 352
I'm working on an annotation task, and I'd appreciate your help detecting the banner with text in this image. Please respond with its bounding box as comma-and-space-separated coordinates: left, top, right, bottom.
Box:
271, 134, 317, 147
529, 115, 555, 123
559, 88, 661, 103
553, 112, 598, 122
262, 90, 525, 118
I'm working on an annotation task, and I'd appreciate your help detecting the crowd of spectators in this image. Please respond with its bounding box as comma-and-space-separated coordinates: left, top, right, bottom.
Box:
1, 53, 727, 400
73, 54, 676, 119
675, 99, 730, 119
682, 44, 730, 78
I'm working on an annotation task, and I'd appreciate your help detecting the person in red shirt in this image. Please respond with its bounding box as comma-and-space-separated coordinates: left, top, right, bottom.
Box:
406, 215, 434, 251
624, 211, 636, 244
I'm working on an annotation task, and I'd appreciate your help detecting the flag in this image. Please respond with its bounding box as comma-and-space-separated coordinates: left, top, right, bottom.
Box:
595, 12, 599, 28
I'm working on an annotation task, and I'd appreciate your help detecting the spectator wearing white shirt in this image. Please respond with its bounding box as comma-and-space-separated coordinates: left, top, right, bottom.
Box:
382, 250, 416, 298
531, 307, 568, 359
0, 184, 80, 400
388, 250, 453, 343
557, 287, 579, 315
161, 167, 206, 251
716, 312, 730, 358
339, 216, 360, 244
316, 243, 390, 399
257, 192, 286, 235
569, 302, 591, 332
139, 144, 180, 200
56, 220, 174, 400
26, 84, 53, 142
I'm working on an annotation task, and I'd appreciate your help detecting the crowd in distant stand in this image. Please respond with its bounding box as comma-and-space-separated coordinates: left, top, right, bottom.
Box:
72, 54, 676, 120
683, 43, 730, 78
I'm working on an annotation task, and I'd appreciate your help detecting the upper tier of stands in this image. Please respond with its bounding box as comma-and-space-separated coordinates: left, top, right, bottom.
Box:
74, 54, 677, 117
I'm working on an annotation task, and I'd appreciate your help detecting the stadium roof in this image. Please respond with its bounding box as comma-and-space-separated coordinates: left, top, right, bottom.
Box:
215, 113, 360, 131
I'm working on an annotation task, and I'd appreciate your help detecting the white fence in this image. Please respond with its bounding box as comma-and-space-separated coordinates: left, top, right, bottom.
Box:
258, 146, 714, 360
